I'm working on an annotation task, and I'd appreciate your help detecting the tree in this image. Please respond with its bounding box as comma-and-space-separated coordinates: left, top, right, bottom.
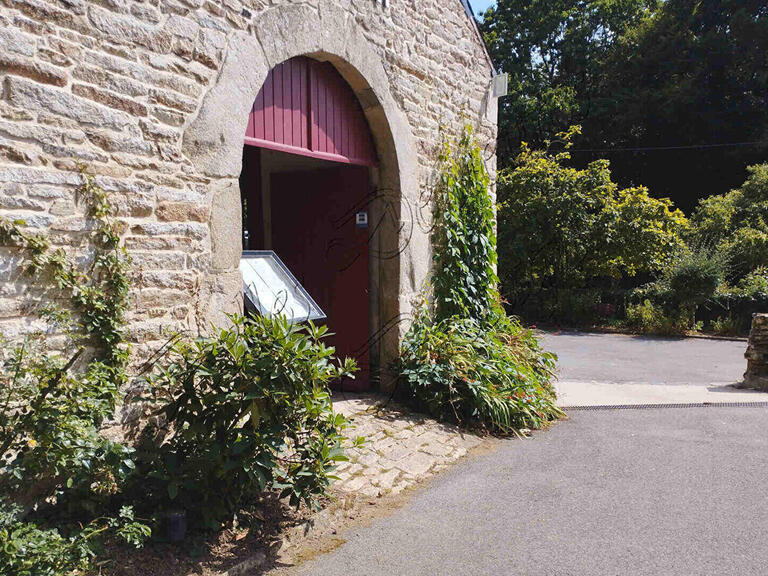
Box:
497, 128, 688, 307
480, 0, 656, 162
691, 164, 768, 277
585, 0, 768, 210
481, 0, 768, 209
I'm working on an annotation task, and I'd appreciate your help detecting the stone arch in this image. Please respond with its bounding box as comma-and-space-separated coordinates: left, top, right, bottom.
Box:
181, 3, 420, 388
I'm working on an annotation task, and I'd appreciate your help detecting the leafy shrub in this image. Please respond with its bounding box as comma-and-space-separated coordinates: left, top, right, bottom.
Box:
629, 245, 727, 333
686, 165, 768, 331
691, 164, 768, 241
0, 339, 135, 514
688, 190, 737, 246
398, 127, 561, 433
0, 170, 149, 574
497, 126, 688, 312
0, 503, 92, 576
0, 503, 149, 576
691, 164, 768, 279
612, 185, 690, 276
711, 315, 739, 337
624, 299, 690, 335
136, 314, 358, 530
734, 266, 768, 298
398, 310, 560, 433
722, 228, 768, 277
661, 246, 727, 311
702, 267, 768, 335
543, 288, 602, 325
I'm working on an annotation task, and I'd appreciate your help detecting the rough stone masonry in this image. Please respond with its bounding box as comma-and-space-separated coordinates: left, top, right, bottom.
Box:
0, 0, 497, 378
744, 313, 768, 391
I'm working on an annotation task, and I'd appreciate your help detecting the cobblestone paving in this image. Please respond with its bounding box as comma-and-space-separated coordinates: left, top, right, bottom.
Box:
227, 395, 491, 573
331, 394, 487, 500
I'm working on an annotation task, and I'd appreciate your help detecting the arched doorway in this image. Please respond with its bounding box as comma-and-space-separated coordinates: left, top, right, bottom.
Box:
239, 56, 379, 391
182, 5, 424, 393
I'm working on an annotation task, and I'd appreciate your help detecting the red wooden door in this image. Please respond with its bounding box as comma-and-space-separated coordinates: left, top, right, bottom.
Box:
245, 57, 377, 167
270, 165, 371, 391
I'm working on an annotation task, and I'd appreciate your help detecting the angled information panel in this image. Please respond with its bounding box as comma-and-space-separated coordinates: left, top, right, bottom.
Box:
239, 250, 326, 323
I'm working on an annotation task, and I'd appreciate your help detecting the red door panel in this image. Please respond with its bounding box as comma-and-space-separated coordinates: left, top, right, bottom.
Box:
246, 56, 376, 166
271, 166, 370, 391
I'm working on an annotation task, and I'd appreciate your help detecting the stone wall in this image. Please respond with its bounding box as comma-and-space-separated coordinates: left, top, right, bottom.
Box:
743, 314, 768, 390
0, 0, 498, 368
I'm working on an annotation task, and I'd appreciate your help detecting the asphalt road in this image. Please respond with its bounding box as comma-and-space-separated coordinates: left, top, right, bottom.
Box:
291, 407, 768, 576
539, 331, 747, 385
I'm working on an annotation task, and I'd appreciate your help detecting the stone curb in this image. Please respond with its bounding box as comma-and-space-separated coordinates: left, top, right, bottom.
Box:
221, 551, 267, 576
683, 333, 748, 343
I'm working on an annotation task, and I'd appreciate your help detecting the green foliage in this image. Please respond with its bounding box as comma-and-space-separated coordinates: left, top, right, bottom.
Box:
612, 186, 689, 275
0, 165, 362, 569
711, 315, 739, 337
480, 0, 655, 161
398, 127, 561, 433
0, 503, 92, 576
509, 161, 768, 335
497, 127, 688, 307
0, 339, 135, 514
624, 299, 690, 335
538, 288, 603, 326
0, 504, 150, 576
722, 228, 768, 279
733, 267, 768, 299
432, 126, 497, 322
484, 0, 768, 330
0, 169, 131, 372
137, 314, 358, 530
689, 191, 738, 246
592, 0, 768, 207
0, 503, 150, 576
398, 311, 561, 433
0, 169, 148, 574
629, 245, 727, 332
691, 164, 768, 278
482, 0, 768, 208
659, 246, 727, 310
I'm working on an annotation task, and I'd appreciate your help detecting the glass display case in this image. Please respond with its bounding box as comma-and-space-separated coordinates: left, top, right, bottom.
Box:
239, 250, 326, 323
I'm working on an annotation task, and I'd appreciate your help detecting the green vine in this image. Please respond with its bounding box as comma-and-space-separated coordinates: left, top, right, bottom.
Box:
0, 168, 148, 573
431, 126, 498, 322
0, 166, 131, 375
397, 127, 562, 433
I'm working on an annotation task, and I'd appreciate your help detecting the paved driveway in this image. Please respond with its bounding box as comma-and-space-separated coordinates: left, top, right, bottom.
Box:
539, 331, 746, 385
271, 332, 768, 575
290, 407, 768, 576
538, 332, 768, 406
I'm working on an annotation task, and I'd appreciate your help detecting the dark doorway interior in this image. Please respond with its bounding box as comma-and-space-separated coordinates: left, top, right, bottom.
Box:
240, 147, 372, 391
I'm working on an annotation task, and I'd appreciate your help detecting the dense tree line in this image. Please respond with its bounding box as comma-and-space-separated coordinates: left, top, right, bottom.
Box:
480, 0, 768, 211
497, 127, 768, 334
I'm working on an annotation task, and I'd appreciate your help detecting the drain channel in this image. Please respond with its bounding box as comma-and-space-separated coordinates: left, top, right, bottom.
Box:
563, 401, 768, 411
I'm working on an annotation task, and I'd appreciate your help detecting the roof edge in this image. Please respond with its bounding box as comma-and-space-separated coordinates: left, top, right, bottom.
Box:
459, 0, 496, 76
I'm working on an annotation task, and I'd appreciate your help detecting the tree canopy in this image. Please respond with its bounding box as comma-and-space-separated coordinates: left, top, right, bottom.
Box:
497, 128, 688, 302
481, 0, 768, 210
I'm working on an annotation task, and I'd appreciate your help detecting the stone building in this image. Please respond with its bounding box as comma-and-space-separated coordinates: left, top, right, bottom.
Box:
0, 0, 498, 390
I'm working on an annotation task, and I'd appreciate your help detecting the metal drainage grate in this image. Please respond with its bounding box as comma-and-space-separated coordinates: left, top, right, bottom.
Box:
563, 401, 768, 411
